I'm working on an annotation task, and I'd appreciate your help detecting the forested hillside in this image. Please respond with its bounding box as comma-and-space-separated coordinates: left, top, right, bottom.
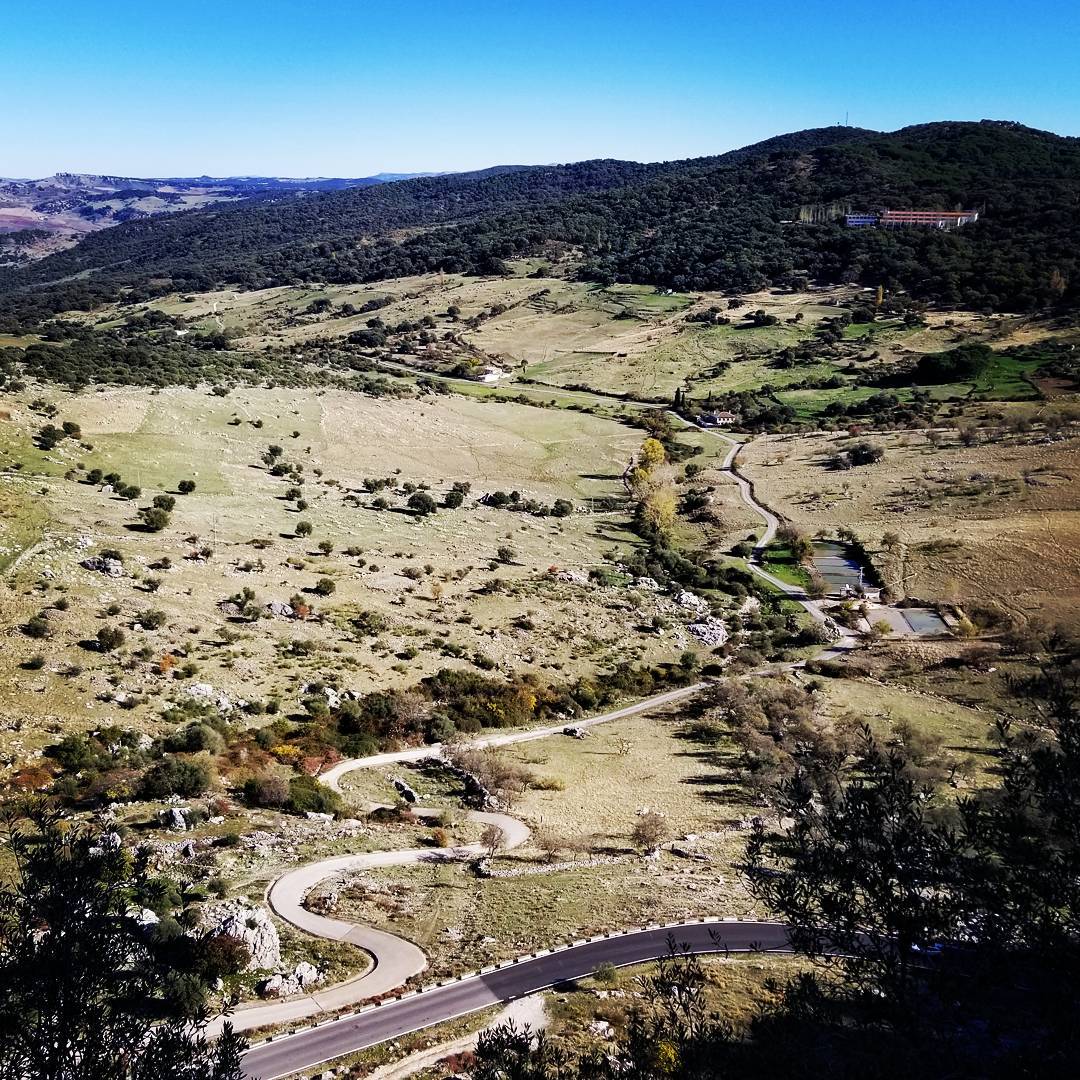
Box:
1, 120, 1077, 330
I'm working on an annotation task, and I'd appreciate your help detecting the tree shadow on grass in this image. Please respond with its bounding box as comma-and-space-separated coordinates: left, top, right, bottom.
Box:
680, 773, 753, 805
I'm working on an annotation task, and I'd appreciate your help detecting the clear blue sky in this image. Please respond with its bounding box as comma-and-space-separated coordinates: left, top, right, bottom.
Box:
3, 0, 1078, 177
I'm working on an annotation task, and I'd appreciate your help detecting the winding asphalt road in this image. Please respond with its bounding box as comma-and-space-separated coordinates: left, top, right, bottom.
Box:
233, 427, 855, 1074
224, 687, 705, 1038
242, 920, 792, 1079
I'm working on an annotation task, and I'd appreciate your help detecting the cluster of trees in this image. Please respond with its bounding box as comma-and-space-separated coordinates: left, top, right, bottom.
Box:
0, 326, 423, 394
481, 489, 574, 517
41, 705, 228, 804
819, 389, 935, 428
691, 680, 862, 801
1, 336, 281, 391
828, 439, 885, 469
618, 436, 766, 603
3, 122, 1078, 342
35, 418, 81, 450
686, 389, 797, 431
242, 772, 341, 815
627, 437, 678, 538
199, 658, 701, 783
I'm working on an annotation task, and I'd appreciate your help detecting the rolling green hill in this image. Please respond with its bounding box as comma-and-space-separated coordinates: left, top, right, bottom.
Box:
1, 120, 1077, 331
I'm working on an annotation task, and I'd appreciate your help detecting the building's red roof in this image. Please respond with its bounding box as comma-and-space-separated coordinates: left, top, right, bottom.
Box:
880, 209, 977, 219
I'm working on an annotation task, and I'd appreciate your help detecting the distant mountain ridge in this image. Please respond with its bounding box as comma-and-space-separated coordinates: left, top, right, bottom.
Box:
0, 171, 438, 264
1, 120, 1077, 323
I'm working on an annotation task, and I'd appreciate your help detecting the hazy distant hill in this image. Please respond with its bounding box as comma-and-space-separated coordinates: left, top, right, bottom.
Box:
2, 121, 1077, 323
0, 171, 431, 264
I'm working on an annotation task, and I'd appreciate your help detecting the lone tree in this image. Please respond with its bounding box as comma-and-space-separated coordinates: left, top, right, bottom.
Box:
481, 822, 505, 859
295, 520, 313, 538
96, 626, 126, 652
0, 803, 246, 1080
176, 479, 196, 494
631, 811, 669, 852
408, 491, 437, 516
138, 507, 171, 532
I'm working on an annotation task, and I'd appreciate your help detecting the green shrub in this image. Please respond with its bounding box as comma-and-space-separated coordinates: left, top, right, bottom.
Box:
285, 775, 341, 815
138, 758, 212, 799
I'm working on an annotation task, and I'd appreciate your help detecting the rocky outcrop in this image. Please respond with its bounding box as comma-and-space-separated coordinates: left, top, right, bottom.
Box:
200, 901, 281, 971
439, 757, 493, 809
80, 555, 125, 578
688, 617, 728, 646
256, 962, 323, 999
186, 682, 241, 713
158, 806, 192, 831
391, 777, 419, 803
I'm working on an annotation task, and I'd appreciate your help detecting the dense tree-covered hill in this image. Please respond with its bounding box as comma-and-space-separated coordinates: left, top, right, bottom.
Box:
1, 120, 1077, 329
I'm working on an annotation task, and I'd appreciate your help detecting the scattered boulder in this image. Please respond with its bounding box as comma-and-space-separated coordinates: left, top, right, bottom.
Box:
81, 555, 125, 578
266, 600, 295, 619
671, 845, 710, 862
290, 961, 322, 989
256, 973, 284, 999
186, 682, 239, 713
441, 759, 493, 809
159, 807, 191, 831
562, 726, 588, 739
255, 961, 322, 998
555, 570, 590, 586
90, 830, 122, 854
677, 590, 709, 612
737, 595, 761, 618
301, 683, 343, 710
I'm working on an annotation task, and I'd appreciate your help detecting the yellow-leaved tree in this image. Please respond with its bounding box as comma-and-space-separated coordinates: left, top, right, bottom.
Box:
639, 437, 666, 471
641, 484, 678, 537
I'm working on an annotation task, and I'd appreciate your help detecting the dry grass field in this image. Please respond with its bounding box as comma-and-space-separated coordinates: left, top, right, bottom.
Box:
739, 428, 1080, 624
502, 711, 748, 843
0, 384, 719, 759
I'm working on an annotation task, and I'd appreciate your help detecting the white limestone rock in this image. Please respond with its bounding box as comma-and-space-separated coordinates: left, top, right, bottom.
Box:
201, 901, 281, 971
